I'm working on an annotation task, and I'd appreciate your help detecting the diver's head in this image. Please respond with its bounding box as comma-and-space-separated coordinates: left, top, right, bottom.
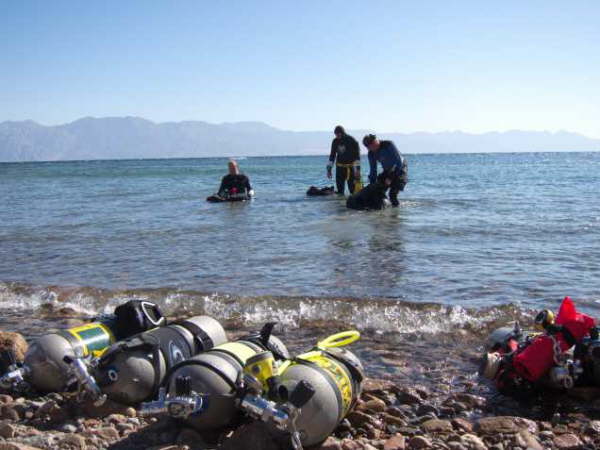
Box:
334, 125, 345, 139
228, 159, 239, 175
362, 134, 380, 151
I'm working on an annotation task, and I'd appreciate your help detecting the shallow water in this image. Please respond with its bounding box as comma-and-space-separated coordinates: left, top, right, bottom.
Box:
1, 152, 600, 326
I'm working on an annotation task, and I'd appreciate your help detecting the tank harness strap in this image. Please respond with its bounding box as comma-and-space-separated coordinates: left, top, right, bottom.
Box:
160, 359, 238, 393
176, 321, 214, 353
57, 330, 86, 358
322, 349, 364, 383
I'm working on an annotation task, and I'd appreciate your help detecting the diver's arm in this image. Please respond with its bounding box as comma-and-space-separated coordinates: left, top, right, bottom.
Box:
327, 140, 336, 178
245, 176, 254, 197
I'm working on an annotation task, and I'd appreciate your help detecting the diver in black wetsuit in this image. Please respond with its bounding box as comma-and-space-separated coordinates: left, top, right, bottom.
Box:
208, 160, 254, 202
327, 125, 361, 195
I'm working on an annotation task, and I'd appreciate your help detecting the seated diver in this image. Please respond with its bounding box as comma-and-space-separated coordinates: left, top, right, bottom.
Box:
207, 160, 254, 202
346, 172, 391, 210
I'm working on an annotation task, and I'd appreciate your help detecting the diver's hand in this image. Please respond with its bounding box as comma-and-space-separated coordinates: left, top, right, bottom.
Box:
384, 178, 392, 186
327, 170, 332, 180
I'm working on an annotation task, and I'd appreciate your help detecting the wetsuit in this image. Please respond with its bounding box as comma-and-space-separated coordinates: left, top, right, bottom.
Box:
328, 134, 360, 195
368, 140, 408, 207
218, 174, 252, 198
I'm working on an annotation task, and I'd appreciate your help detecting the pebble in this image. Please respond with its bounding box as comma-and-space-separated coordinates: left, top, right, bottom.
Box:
0, 422, 16, 439
407, 435, 432, 449
421, 419, 453, 433
383, 433, 405, 450
553, 433, 583, 449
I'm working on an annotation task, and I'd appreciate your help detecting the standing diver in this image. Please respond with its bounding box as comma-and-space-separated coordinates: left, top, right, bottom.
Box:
327, 125, 361, 195
362, 134, 408, 207
207, 159, 254, 202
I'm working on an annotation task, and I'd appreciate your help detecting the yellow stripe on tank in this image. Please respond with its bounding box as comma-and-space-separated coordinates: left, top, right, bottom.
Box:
67, 322, 115, 358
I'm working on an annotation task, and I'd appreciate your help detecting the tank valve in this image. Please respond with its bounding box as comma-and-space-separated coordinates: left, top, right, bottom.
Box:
63, 356, 105, 405
140, 387, 207, 419
0, 365, 30, 391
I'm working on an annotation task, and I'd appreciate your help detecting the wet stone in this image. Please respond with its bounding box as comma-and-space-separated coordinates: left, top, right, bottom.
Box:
58, 434, 87, 450
421, 419, 453, 433
383, 433, 405, 450
361, 398, 386, 413
393, 387, 423, 405
553, 433, 583, 450
451, 418, 473, 433
585, 420, 600, 435
384, 414, 407, 428
416, 404, 439, 417
407, 435, 432, 449
515, 430, 543, 450
316, 436, 343, 450
0, 422, 15, 439
347, 411, 375, 429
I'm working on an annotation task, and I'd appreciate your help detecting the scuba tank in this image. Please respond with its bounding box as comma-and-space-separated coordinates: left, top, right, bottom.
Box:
140, 323, 289, 429
142, 329, 363, 448
90, 315, 228, 405
0, 300, 165, 394
261, 331, 364, 447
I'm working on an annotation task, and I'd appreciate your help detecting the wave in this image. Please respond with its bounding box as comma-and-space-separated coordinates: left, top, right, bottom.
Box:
0, 281, 533, 335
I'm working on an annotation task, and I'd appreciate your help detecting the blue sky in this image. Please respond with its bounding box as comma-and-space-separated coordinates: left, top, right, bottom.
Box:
2, 1, 599, 137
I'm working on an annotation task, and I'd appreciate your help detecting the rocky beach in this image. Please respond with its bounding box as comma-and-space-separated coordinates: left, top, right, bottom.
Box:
1, 304, 600, 450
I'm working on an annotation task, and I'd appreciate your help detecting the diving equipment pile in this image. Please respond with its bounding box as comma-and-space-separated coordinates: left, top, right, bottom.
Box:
140, 327, 364, 448
84, 315, 228, 405
0, 300, 166, 394
480, 296, 598, 394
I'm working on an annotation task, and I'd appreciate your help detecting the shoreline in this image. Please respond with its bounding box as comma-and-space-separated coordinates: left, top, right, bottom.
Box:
1, 309, 600, 449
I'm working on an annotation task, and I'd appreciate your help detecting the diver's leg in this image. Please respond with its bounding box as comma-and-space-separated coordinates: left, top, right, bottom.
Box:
347, 169, 355, 194
335, 168, 345, 194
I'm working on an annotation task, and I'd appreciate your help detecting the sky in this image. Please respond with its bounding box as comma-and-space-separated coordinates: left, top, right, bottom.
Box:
1, 1, 600, 137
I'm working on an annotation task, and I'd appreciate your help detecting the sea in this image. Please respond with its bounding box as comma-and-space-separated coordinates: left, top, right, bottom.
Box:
1, 152, 599, 338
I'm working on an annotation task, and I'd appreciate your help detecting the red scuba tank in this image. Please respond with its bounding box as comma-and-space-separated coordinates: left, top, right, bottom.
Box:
512, 297, 595, 381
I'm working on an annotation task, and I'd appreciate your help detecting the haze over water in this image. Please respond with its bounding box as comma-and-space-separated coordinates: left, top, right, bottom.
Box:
1, 152, 600, 328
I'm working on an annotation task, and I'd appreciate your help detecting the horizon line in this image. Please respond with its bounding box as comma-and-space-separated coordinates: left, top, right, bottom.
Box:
3, 149, 600, 165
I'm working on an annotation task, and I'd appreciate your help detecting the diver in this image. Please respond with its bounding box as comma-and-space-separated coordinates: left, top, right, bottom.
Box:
208, 160, 254, 202
362, 134, 408, 207
327, 125, 361, 195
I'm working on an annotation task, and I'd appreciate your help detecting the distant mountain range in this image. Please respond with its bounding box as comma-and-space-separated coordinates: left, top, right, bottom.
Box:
1, 117, 598, 162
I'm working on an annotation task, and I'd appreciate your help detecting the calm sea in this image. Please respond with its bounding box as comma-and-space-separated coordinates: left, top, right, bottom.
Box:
1, 153, 599, 331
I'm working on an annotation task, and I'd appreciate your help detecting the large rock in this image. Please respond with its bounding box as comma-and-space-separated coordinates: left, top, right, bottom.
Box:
407, 435, 431, 449
515, 430, 543, 450
0, 332, 28, 365
459, 434, 487, 450
553, 433, 583, 450
421, 419, 453, 433
383, 434, 406, 450
476, 416, 538, 434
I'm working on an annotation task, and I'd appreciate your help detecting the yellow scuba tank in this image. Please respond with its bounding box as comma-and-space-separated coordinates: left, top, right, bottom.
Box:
139, 323, 290, 429
273, 330, 364, 446
141, 329, 364, 448
0, 300, 166, 393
